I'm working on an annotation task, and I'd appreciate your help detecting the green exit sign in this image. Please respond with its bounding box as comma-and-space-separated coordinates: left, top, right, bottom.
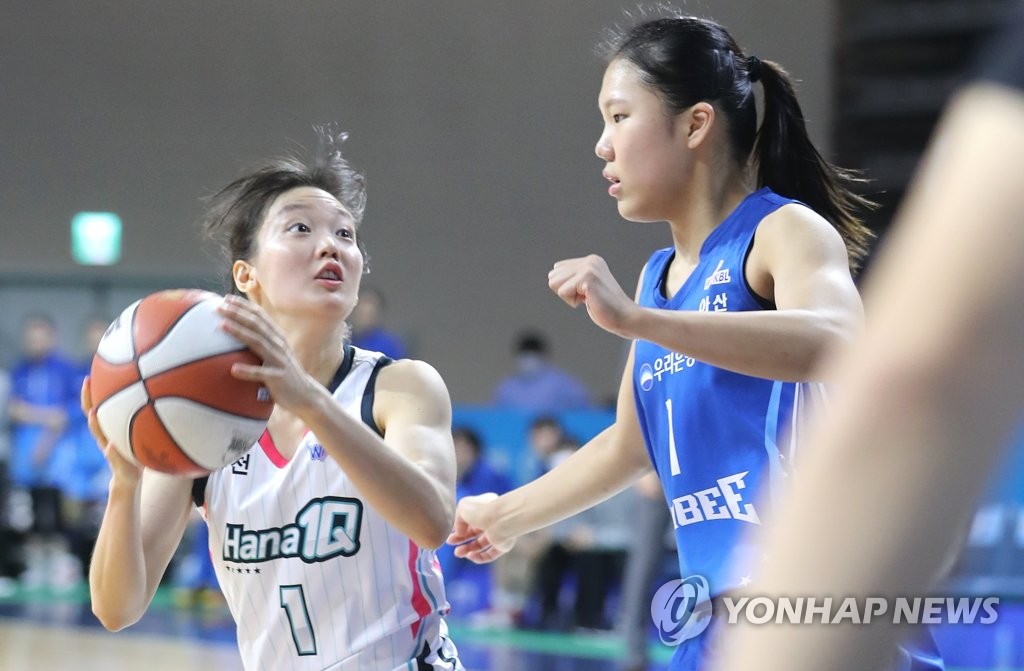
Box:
71, 212, 122, 265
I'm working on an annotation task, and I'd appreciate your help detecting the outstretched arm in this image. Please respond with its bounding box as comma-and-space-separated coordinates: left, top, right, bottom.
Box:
448, 341, 654, 563
712, 82, 1024, 671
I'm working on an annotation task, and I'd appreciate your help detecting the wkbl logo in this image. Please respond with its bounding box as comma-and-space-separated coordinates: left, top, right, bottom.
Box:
651, 575, 713, 645
308, 443, 327, 462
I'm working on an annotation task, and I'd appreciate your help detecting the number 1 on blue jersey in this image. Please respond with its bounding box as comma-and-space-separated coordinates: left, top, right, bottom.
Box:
666, 398, 681, 476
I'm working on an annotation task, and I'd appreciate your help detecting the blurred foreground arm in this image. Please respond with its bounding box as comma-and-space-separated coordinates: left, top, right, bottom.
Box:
713, 81, 1024, 671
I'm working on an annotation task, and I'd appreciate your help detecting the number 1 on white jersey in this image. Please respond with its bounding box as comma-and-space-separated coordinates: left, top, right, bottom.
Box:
280, 584, 317, 656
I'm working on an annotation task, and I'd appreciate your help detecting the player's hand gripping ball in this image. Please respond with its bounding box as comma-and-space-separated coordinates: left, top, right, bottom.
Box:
89, 289, 274, 476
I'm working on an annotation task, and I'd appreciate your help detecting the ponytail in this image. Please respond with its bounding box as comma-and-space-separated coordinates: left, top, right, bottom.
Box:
753, 59, 875, 270
606, 15, 876, 271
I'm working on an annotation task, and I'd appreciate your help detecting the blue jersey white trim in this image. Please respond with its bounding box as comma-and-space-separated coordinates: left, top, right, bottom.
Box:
633, 188, 822, 596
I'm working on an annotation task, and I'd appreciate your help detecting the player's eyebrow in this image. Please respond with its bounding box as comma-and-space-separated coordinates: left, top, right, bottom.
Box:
599, 95, 628, 111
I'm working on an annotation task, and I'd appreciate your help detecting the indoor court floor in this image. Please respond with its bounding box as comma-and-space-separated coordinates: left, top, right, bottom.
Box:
1, 584, 1020, 670
0, 584, 666, 671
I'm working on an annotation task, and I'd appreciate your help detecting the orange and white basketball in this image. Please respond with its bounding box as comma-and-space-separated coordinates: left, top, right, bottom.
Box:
90, 289, 274, 477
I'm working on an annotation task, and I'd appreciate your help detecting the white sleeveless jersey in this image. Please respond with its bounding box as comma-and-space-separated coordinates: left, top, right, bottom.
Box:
196, 346, 459, 671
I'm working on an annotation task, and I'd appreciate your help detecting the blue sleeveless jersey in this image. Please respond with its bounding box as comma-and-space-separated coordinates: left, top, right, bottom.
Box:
633, 188, 820, 595
633, 188, 942, 670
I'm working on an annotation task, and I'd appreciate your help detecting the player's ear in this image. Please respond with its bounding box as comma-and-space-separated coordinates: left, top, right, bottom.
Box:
232, 259, 257, 294
680, 101, 715, 150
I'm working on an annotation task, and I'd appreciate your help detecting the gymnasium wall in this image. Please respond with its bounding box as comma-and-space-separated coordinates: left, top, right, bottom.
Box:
0, 1, 836, 402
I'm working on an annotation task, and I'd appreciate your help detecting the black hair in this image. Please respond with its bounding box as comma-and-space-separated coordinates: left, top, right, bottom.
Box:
529, 415, 563, 433
452, 426, 483, 456
514, 330, 549, 356
202, 125, 368, 291
603, 15, 875, 269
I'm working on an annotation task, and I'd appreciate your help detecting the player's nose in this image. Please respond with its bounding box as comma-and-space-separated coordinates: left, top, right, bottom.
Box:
595, 130, 613, 161
316, 232, 340, 258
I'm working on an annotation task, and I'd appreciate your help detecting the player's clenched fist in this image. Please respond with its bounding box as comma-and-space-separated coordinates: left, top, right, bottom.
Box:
547, 255, 639, 337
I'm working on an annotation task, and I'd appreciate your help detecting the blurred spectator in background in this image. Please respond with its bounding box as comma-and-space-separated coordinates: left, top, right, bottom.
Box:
452, 427, 512, 509
350, 285, 408, 359
617, 472, 676, 671
487, 416, 568, 626
438, 427, 512, 618
524, 415, 568, 480
532, 436, 634, 632
58, 316, 113, 584
492, 330, 592, 412
0, 365, 18, 597
171, 512, 222, 609
6, 313, 78, 590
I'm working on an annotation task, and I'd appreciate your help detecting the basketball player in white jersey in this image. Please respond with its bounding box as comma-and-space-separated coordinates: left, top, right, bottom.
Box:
83, 128, 464, 670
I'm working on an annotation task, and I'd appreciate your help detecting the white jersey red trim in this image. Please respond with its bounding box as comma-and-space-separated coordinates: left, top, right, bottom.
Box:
196, 345, 461, 670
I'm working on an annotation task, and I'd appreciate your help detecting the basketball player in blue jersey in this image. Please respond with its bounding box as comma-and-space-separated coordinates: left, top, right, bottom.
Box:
83, 129, 464, 670
449, 14, 942, 671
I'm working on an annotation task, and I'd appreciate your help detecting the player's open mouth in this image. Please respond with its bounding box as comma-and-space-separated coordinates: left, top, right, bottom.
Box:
315, 262, 344, 286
